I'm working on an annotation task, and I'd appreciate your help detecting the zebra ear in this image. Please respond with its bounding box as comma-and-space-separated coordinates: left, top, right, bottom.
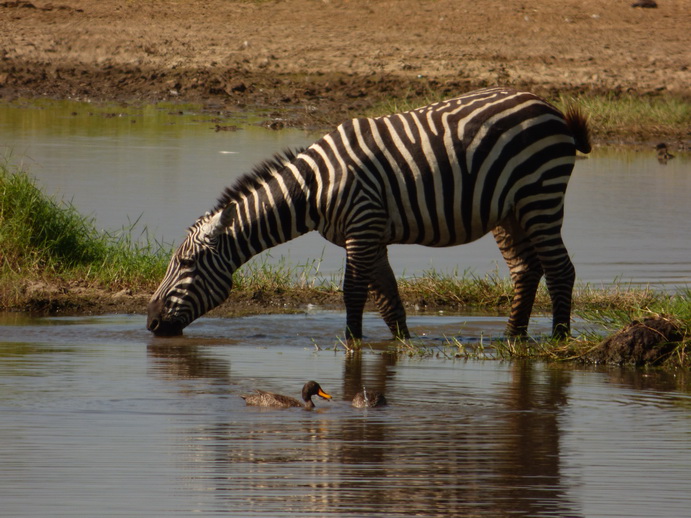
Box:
204, 203, 237, 238
219, 201, 237, 228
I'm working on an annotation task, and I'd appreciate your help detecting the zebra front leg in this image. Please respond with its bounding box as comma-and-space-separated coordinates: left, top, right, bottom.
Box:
343, 271, 367, 344
342, 243, 377, 344
492, 222, 544, 337
368, 248, 410, 340
341, 204, 390, 344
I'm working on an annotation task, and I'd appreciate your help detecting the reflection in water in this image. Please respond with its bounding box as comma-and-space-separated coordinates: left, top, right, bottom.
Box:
341, 349, 397, 401
148, 343, 232, 382
148, 342, 580, 516
1, 314, 691, 517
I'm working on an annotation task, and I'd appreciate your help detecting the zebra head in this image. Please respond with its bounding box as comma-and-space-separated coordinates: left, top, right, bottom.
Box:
147, 205, 236, 336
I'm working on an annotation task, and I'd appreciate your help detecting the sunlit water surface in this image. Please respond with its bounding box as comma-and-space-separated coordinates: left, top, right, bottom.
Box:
1, 99, 690, 288
1, 313, 690, 517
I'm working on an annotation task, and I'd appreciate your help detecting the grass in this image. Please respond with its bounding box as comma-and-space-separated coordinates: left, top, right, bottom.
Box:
235, 251, 341, 294
556, 92, 690, 144
390, 281, 690, 369
0, 161, 171, 304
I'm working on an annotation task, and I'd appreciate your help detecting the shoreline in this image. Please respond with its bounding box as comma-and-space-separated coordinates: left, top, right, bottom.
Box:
2, 0, 689, 149
2, 63, 689, 149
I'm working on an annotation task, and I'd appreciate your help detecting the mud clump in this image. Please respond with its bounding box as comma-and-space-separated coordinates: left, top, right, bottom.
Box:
589, 316, 683, 365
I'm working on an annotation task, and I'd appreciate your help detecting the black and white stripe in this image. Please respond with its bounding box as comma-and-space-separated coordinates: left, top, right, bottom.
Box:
147, 87, 590, 340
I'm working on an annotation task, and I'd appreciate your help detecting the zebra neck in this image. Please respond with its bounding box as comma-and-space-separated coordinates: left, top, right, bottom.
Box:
225, 165, 315, 266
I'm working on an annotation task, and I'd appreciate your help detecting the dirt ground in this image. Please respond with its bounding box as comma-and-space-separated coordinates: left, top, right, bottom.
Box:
1, 0, 689, 133
1, 0, 689, 319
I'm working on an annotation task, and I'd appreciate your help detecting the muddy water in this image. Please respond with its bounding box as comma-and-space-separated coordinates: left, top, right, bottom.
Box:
2, 99, 690, 288
1, 312, 690, 517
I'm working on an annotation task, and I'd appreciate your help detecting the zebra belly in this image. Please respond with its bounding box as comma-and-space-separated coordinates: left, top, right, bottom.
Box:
386, 196, 506, 248
388, 223, 492, 248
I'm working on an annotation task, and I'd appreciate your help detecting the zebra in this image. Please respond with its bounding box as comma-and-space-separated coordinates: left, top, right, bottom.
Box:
147, 87, 590, 342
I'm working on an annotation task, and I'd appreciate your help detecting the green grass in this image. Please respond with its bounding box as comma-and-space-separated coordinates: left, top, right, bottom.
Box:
393, 274, 690, 368
376, 267, 689, 368
0, 161, 171, 300
556, 92, 690, 143
234, 252, 341, 293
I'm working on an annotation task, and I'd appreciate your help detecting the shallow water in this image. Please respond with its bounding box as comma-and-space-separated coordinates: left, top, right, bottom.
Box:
1, 99, 690, 288
1, 313, 690, 517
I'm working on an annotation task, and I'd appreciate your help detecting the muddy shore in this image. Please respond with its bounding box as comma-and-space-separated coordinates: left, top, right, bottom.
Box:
1, 0, 689, 140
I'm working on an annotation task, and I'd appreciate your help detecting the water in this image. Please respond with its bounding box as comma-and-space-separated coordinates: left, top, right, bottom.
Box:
1, 312, 690, 517
1, 99, 690, 288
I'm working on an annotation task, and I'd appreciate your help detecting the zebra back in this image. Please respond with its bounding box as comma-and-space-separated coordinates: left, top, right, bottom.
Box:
302, 87, 587, 248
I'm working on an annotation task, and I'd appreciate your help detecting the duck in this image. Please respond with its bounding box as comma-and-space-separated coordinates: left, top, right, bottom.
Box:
241, 380, 332, 409
656, 143, 674, 164
352, 387, 388, 408
631, 0, 657, 7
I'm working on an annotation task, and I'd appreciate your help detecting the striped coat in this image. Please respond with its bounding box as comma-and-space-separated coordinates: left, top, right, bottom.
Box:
147, 87, 590, 341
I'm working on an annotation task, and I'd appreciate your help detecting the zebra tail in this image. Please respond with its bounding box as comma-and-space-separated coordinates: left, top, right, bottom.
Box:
564, 105, 592, 154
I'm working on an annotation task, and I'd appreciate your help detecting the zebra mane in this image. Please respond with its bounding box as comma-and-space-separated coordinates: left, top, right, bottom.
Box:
213, 147, 306, 212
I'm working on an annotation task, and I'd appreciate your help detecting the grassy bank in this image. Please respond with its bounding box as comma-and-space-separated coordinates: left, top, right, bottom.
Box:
0, 162, 171, 305
1, 162, 688, 368
570, 92, 690, 146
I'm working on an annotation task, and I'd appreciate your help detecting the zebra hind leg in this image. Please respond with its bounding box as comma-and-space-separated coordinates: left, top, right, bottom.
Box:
523, 227, 575, 340
492, 222, 544, 338
536, 237, 575, 339
368, 248, 410, 340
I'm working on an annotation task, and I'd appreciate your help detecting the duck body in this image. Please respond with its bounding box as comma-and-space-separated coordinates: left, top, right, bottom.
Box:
241, 381, 332, 409
352, 389, 387, 408
656, 143, 675, 163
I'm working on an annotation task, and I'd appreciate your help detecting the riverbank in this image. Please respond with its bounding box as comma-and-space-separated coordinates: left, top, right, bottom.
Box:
3, 162, 689, 367
1, 0, 689, 148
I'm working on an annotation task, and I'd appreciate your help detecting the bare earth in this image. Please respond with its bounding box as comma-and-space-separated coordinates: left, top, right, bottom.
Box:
1, 0, 689, 316
1, 0, 689, 132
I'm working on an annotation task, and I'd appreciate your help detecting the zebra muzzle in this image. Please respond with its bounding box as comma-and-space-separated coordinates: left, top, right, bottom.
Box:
147, 298, 184, 336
